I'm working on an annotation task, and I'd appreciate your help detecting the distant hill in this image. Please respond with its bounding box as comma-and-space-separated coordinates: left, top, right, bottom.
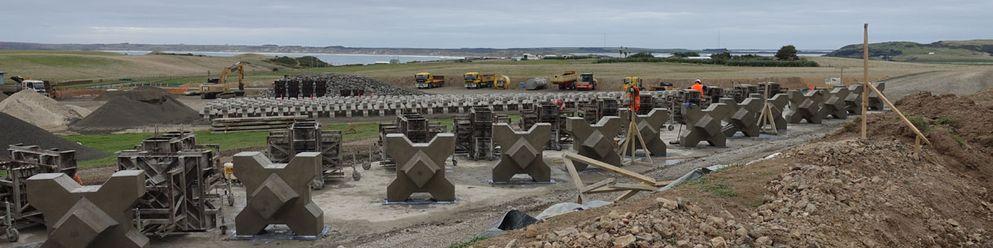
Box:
0, 42, 697, 57
827, 39, 993, 63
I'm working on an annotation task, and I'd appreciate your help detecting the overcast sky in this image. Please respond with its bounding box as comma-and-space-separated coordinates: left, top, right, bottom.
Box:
2, 0, 991, 49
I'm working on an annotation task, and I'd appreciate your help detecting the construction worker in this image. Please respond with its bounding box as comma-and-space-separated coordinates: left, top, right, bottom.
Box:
691, 79, 704, 93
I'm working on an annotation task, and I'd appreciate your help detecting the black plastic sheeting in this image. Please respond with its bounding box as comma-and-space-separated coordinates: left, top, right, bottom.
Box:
496, 209, 538, 231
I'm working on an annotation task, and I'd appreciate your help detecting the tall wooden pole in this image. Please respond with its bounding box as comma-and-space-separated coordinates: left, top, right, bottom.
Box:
861, 23, 869, 139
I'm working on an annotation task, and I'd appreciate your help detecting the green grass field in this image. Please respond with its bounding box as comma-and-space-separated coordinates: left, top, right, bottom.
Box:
64, 131, 270, 169
62, 114, 520, 169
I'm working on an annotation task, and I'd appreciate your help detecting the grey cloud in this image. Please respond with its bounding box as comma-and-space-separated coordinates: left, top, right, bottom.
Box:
1, 0, 991, 49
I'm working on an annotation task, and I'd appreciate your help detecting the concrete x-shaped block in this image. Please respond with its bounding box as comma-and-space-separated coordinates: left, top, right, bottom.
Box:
385, 133, 456, 202
28, 170, 148, 248
492, 123, 551, 183
233, 152, 323, 236
566, 116, 620, 170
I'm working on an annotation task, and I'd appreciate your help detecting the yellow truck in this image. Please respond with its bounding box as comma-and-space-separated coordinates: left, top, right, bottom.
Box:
551, 71, 579, 90
415, 72, 445, 89
464, 72, 511, 89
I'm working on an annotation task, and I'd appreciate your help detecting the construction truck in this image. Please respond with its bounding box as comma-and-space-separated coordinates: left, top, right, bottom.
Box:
575, 73, 597, 91
493, 75, 512, 89
200, 62, 246, 99
464, 72, 497, 89
551, 71, 578, 90
415, 72, 445, 89
2, 76, 56, 97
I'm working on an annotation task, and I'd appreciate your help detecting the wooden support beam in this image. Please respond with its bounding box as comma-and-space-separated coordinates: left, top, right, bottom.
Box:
614, 190, 640, 202
561, 158, 586, 204
582, 178, 615, 193
861, 23, 869, 139
866, 83, 931, 145
562, 153, 658, 186
611, 183, 658, 191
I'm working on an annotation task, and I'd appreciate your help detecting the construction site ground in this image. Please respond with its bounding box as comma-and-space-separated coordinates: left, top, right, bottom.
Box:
12, 113, 849, 247
5, 52, 993, 247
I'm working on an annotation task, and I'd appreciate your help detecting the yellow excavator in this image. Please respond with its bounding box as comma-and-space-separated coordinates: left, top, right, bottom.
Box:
201, 62, 247, 99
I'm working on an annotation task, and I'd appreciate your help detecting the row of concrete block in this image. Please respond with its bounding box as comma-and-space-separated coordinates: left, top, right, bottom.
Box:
202, 92, 622, 119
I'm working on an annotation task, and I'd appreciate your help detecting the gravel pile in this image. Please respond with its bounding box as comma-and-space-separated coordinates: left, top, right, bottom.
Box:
70, 87, 202, 133
0, 90, 85, 131
506, 139, 992, 247
0, 112, 106, 160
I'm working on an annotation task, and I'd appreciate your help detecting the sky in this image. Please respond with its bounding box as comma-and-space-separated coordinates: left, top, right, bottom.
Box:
2, 0, 991, 50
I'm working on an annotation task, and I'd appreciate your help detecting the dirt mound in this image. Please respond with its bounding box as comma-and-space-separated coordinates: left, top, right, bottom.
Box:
0, 90, 85, 131
70, 87, 202, 132
0, 112, 106, 160
486, 139, 993, 247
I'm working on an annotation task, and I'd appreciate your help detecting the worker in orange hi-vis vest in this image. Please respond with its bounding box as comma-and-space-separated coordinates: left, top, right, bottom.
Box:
691, 79, 704, 93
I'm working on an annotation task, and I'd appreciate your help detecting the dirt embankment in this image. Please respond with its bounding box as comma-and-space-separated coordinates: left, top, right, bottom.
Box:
481, 90, 993, 247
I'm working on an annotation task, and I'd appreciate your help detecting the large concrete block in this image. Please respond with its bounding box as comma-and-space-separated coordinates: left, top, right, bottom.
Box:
823, 87, 851, 119
628, 108, 670, 156
233, 152, 324, 236
679, 102, 733, 147
492, 123, 551, 183
788, 90, 826, 124
722, 97, 763, 137
27, 170, 148, 248
385, 133, 456, 202
566, 116, 621, 171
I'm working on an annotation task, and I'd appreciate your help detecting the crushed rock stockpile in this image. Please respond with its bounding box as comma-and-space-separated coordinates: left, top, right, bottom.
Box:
261, 73, 425, 97
0, 112, 106, 160
0, 90, 86, 131
70, 87, 202, 132
319, 73, 424, 95
491, 139, 992, 247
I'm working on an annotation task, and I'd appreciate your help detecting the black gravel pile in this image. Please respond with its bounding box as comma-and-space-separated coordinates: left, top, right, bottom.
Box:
71, 87, 202, 132
0, 112, 106, 160
263, 73, 424, 97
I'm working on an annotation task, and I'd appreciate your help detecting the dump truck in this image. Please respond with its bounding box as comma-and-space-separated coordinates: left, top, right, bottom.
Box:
464, 72, 498, 89
415, 72, 445, 89
2, 76, 56, 97
551, 71, 578, 90
575, 73, 597, 91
